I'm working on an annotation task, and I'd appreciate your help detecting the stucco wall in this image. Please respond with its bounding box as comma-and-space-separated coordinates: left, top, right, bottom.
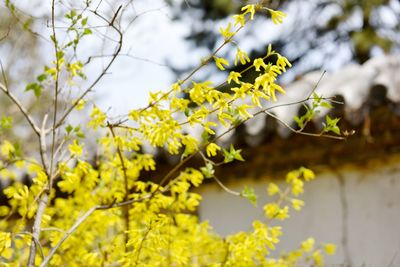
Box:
197, 162, 400, 266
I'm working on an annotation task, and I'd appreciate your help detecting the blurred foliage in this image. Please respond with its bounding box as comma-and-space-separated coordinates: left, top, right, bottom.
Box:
168, 0, 400, 74
0, 3, 55, 152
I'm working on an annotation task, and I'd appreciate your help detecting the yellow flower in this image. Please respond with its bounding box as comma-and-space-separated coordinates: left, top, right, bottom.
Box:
276, 206, 289, 220
219, 23, 234, 40
291, 178, 304, 196
237, 104, 253, 119
302, 168, 315, 181
267, 183, 280, 196
171, 82, 182, 93
268, 9, 287, 25
253, 58, 267, 71
227, 71, 241, 84
0, 141, 14, 157
214, 57, 229, 70
313, 250, 324, 266
291, 199, 304, 211
232, 14, 245, 27
324, 243, 336, 255
88, 105, 106, 129
264, 203, 279, 219
206, 143, 221, 157
301, 237, 315, 252
73, 99, 86, 110
241, 4, 255, 20
67, 61, 83, 77
235, 48, 250, 66
68, 140, 83, 157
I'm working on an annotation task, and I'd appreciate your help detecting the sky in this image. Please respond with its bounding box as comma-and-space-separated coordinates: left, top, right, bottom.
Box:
2, 0, 399, 118
92, 0, 197, 115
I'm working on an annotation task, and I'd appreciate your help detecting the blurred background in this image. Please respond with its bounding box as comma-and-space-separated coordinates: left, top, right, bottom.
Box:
1, 0, 400, 266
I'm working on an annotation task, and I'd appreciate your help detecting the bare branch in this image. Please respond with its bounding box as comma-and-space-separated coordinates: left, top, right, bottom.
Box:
212, 175, 241, 196
0, 82, 40, 135
263, 110, 345, 140
52, 8, 124, 131
0, 26, 11, 42
107, 124, 130, 249
39, 190, 166, 266
16, 232, 45, 260
27, 0, 59, 263
27, 193, 49, 266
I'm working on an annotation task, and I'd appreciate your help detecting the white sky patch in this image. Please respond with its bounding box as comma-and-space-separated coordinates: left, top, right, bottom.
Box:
94, 0, 193, 115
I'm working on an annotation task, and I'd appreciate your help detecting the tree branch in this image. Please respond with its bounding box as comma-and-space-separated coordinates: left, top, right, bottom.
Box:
0, 83, 40, 136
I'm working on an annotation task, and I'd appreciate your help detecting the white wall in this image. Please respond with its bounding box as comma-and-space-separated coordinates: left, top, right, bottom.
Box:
197, 162, 400, 267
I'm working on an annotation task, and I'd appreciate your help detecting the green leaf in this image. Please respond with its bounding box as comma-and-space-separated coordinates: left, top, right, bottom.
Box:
293, 115, 304, 128
36, 73, 47, 82
56, 51, 64, 61
230, 144, 244, 161
25, 83, 43, 98
241, 186, 258, 206
83, 28, 92, 35
323, 115, 341, 135
200, 163, 214, 178
331, 125, 341, 135
321, 101, 333, 109
81, 17, 88, 26
223, 149, 234, 163
65, 125, 73, 134
76, 132, 86, 139
0, 117, 13, 133
201, 131, 210, 143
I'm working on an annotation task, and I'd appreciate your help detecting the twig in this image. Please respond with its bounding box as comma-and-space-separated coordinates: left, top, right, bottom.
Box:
213, 175, 241, 196
263, 111, 345, 140
0, 83, 40, 135
52, 8, 123, 131
0, 26, 10, 42
16, 232, 45, 260
27, 193, 49, 266
39, 190, 166, 266
27, 0, 59, 264
39, 114, 49, 172
107, 124, 130, 250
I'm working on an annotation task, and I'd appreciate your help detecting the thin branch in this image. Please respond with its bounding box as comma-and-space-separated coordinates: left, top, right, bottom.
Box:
264, 110, 345, 140
107, 124, 130, 250
0, 26, 10, 42
52, 8, 124, 131
0, 83, 40, 135
27, 0, 59, 264
27, 193, 49, 267
16, 232, 45, 260
213, 175, 241, 196
39, 206, 97, 267
39, 190, 165, 266
84, 53, 169, 67
39, 114, 49, 172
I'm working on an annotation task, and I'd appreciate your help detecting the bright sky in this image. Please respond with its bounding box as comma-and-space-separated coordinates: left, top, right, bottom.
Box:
94, 0, 194, 115
3, 0, 399, 118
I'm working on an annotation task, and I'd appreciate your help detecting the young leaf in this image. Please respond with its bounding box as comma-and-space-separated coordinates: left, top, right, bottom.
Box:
200, 162, 214, 178
241, 186, 258, 206
25, 83, 43, 98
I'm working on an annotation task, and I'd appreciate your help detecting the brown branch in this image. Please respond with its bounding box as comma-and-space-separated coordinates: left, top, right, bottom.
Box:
39, 190, 166, 266
263, 111, 345, 140
213, 175, 241, 196
0, 26, 10, 42
0, 83, 40, 135
107, 124, 130, 250
27, 0, 59, 264
52, 8, 124, 131
27, 193, 49, 266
